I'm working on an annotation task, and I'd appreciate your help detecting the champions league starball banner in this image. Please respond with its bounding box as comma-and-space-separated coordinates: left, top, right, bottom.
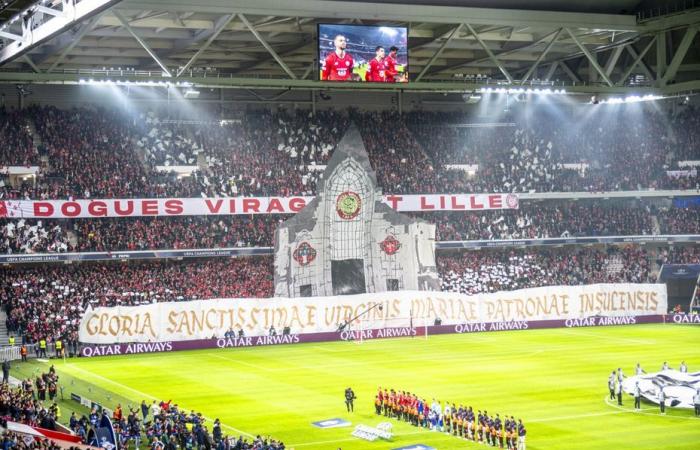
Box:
78, 283, 667, 344
0, 194, 517, 219
622, 370, 700, 409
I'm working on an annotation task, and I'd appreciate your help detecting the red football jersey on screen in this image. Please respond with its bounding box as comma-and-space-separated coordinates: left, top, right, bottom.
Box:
384, 55, 398, 82
322, 51, 354, 81
365, 58, 386, 82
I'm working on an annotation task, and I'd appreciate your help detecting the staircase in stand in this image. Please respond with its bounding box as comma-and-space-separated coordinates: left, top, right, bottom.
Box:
0, 309, 10, 346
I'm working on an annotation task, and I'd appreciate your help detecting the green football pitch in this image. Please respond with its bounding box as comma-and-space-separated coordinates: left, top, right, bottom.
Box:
13, 324, 700, 450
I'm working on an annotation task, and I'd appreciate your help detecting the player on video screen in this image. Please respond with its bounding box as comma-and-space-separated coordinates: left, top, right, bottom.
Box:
385, 45, 400, 82
322, 34, 354, 81
365, 46, 386, 82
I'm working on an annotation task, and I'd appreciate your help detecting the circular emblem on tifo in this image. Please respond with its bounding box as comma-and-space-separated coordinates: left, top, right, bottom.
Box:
336, 191, 362, 219
505, 193, 519, 209
292, 242, 317, 266
379, 235, 401, 255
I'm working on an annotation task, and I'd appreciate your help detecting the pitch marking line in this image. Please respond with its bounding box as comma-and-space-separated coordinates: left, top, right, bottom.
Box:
311, 346, 342, 353
62, 363, 255, 438
559, 329, 654, 345
603, 396, 700, 420
209, 353, 274, 372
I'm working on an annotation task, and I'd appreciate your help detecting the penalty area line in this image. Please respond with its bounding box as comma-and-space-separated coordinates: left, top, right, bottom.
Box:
63, 363, 255, 438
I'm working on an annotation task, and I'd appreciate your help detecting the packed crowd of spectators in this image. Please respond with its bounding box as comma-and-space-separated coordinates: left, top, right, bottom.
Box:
0, 431, 75, 450
5, 200, 694, 254
135, 111, 202, 166
407, 105, 700, 193
1, 202, 697, 254
4, 244, 699, 340
1, 220, 71, 254
438, 246, 654, 294
0, 108, 36, 167
657, 246, 700, 265
29, 105, 155, 199
431, 202, 655, 241
2, 258, 273, 342
657, 206, 700, 235
2, 104, 699, 201
0, 378, 60, 430
70, 216, 282, 252
94, 398, 286, 450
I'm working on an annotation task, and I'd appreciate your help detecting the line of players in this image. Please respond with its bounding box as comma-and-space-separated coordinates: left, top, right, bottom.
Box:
374, 387, 527, 450
321, 34, 401, 82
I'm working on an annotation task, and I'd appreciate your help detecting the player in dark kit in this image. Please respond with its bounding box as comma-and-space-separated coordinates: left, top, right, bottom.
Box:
344, 387, 356, 412
322, 35, 354, 81
365, 46, 386, 82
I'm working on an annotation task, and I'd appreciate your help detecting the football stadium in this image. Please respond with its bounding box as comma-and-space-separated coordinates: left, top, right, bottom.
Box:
1, 1, 700, 450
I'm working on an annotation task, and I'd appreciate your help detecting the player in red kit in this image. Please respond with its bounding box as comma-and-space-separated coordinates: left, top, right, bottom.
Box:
321, 34, 354, 81
384, 45, 400, 82
365, 46, 386, 82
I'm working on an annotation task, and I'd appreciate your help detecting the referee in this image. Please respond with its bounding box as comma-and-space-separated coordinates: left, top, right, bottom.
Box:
345, 387, 356, 412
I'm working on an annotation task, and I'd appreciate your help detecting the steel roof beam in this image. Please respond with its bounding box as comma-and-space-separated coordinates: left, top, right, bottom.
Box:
113, 9, 172, 77
415, 24, 461, 82
559, 61, 581, 83
565, 28, 613, 86
616, 37, 656, 86
120, 0, 638, 31
543, 61, 558, 81
660, 25, 699, 86
5, 70, 696, 95
238, 13, 296, 79
603, 44, 625, 78
425, 28, 578, 77
0, 0, 122, 66
465, 23, 513, 83
625, 42, 656, 81
656, 31, 667, 82
22, 55, 41, 73
176, 13, 234, 76
520, 28, 562, 84
46, 15, 102, 73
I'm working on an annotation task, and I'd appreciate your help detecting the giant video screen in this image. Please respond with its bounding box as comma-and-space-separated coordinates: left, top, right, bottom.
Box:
318, 24, 408, 83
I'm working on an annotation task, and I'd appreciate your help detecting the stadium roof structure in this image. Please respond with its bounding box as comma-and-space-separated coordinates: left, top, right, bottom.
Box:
0, 0, 699, 96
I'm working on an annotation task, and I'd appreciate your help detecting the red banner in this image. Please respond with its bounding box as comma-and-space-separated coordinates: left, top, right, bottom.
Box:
0, 193, 518, 219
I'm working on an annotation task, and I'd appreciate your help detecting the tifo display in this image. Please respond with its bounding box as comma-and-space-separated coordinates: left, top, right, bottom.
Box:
0, 12, 699, 448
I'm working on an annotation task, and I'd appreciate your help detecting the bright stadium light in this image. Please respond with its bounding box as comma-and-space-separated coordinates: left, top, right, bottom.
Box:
596, 94, 664, 105
478, 86, 567, 96
378, 26, 398, 36
77, 78, 194, 88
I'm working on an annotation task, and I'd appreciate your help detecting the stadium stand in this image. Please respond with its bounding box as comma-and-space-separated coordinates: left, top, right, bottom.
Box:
438, 246, 654, 295
2, 106, 700, 200
0, 108, 37, 167
1, 220, 71, 254
0, 379, 60, 430
4, 202, 698, 254
2, 258, 273, 343
3, 244, 698, 343
68, 216, 281, 252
